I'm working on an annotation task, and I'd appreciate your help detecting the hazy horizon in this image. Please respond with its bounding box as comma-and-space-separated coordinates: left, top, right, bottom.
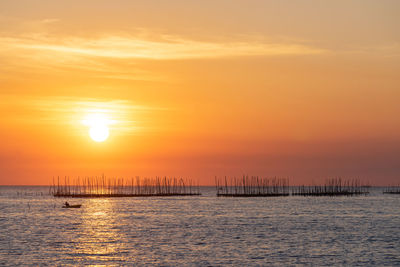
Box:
1, 0, 399, 185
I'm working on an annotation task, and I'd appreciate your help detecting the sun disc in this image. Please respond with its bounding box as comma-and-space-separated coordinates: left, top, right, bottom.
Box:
89, 125, 109, 142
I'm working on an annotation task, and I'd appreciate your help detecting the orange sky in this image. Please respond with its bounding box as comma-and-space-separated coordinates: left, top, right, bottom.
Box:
1, 1, 399, 185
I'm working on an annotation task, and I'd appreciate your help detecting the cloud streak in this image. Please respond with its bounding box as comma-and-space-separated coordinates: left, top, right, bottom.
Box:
0, 30, 328, 81
0, 32, 327, 61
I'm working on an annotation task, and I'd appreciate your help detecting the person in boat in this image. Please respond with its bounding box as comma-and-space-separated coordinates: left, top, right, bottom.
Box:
65, 201, 70, 207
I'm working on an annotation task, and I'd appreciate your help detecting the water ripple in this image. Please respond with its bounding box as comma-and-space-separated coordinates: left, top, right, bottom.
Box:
0, 187, 399, 266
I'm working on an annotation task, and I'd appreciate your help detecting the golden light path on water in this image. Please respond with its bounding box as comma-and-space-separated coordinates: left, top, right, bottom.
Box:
75, 199, 127, 262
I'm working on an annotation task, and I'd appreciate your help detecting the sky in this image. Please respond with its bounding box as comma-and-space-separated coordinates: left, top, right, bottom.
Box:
0, 0, 399, 185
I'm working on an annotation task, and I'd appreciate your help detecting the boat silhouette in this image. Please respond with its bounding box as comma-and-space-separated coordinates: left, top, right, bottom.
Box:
62, 202, 82, 208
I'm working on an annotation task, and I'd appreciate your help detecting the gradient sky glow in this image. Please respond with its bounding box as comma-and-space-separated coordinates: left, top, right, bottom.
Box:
1, 0, 399, 185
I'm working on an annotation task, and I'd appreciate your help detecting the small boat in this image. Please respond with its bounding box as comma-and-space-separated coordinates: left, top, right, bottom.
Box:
62, 204, 82, 208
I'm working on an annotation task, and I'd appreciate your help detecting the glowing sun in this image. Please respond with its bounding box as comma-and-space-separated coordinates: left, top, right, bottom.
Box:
82, 113, 111, 142
89, 124, 109, 142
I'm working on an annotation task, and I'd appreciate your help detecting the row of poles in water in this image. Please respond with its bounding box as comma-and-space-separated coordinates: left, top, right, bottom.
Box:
50, 175, 375, 197
216, 176, 369, 196
51, 176, 200, 197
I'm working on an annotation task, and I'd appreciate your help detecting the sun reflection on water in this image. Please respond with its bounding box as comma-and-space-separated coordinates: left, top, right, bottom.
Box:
73, 199, 128, 264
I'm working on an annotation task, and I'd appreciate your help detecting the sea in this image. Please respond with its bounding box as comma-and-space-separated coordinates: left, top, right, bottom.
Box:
0, 186, 399, 266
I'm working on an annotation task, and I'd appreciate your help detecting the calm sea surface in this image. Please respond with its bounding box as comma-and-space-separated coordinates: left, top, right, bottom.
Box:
1, 186, 399, 266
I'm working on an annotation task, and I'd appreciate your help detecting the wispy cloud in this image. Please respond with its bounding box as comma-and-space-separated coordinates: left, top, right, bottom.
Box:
0, 31, 328, 81
1, 33, 327, 60
0, 17, 328, 81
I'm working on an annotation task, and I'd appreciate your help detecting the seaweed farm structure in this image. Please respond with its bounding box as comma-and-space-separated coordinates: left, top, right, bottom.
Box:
51, 176, 201, 197
383, 186, 400, 194
292, 178, 369, 196
215, 176, 370, 197
216, 176, 290, 197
